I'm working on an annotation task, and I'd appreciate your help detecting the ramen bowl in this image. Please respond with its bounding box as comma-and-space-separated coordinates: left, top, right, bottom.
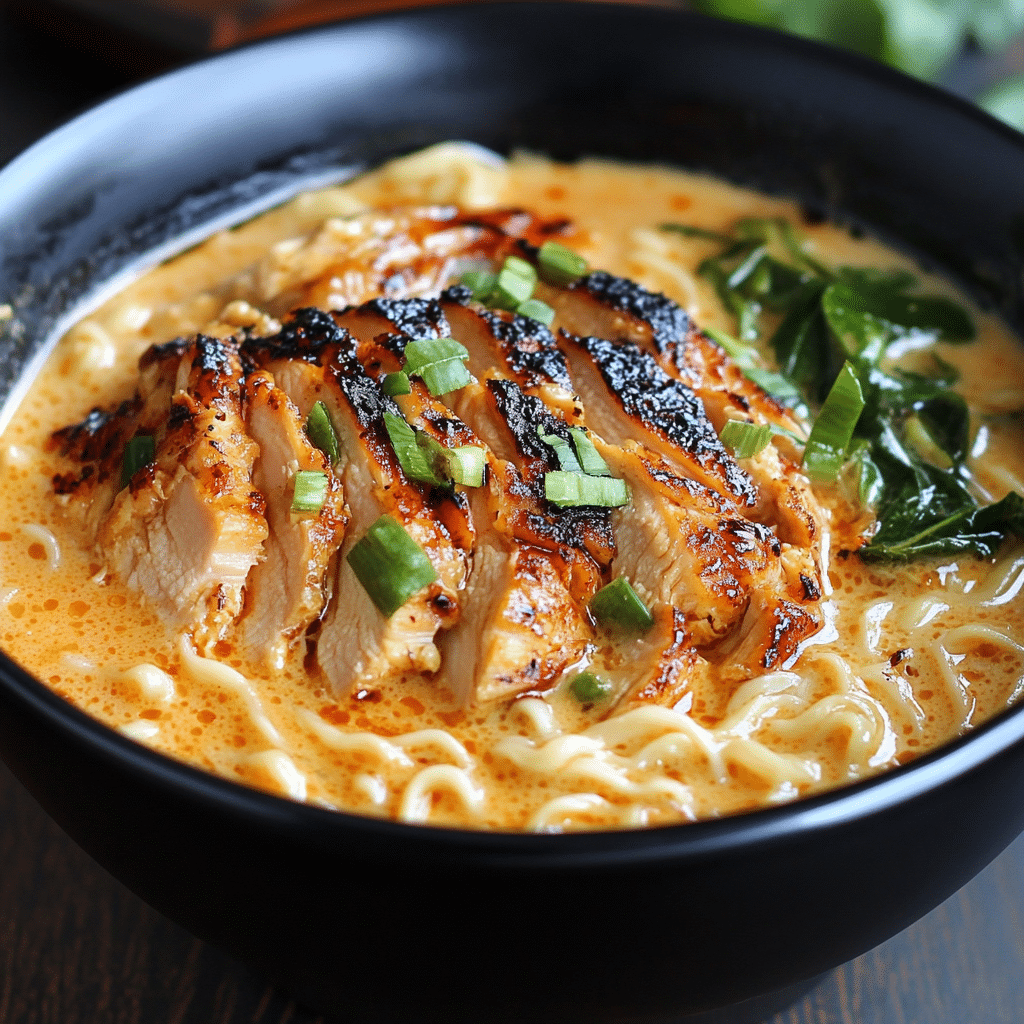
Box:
1, 5, 1024, 1022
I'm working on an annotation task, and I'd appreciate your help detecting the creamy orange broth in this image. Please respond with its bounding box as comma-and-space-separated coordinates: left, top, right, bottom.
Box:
1, 146, 1022, 831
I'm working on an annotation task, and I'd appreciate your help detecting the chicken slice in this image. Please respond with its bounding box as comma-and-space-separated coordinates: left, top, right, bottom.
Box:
335, 300, 594, 704
559, 332, 759, 509
538, 269, 801, 433
449, 377, 615, 590
610, 608, 709, 714
243, 309, 467, 695
240, 371, 348, 668
281, 207, 483, 313
544, 270, 826, 552
95, 334, 268, 652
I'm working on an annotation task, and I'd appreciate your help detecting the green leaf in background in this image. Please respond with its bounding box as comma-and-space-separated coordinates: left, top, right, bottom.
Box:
693, 0, 1024, 82
980, 74, 1024, 129
967, 0, 1024, 50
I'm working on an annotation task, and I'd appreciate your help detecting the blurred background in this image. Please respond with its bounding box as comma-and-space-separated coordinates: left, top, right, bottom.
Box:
3, 0, 1024, 131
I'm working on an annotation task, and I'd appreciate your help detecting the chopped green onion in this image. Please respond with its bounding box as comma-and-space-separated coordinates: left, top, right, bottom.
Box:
383, 412, 447, 487
537, 240, 588, 287
802, 361, 866, 482
589, 577, 654, 631
291, 470, 328, 513
516, 298, 555, 327
445, 445, 487, 487
720, 420, 772, 459
491, 256, 537, 310
544, 471, 630, 508
346, 514, 439, 618
568, 427, 611, 477
382, 371, 411, 396
570, 671, 613, 703
904, 414, 954, 471
305, 401, 340, 463
121, 434, 155, 488
538, 427, 582, 472
460, 269, 496, 302
403, 338, 472, 396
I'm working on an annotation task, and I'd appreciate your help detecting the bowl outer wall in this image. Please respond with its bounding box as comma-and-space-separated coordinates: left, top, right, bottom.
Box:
2, 5, 1024, 1021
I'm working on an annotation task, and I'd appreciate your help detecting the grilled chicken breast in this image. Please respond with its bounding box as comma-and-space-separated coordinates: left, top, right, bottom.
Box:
52, 203, 828, 719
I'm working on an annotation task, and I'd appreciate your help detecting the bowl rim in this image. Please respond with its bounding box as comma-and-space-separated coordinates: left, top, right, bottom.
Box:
2, 0, 1024, 866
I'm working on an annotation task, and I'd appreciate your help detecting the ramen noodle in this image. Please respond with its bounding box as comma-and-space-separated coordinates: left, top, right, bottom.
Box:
1, 145, 1022, 832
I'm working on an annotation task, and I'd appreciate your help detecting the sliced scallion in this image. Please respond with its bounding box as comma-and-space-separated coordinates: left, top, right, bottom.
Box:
403, 337, 472, 396
589, 576, 654, 631
460, 269, 496, 302
346, 514, 439, 618
121, 434, 155, 488
568, 428, 611, 477
516, 298, 555, 327
291, 470, 328, 513
802, 361, 866, 482
445, 445, 487, 487
538, 240, 588, 287
383, 412, 447, 487
720, 420, 772, 459
538, 427, 582, 472
491, 256, 537, 310
382, 371, 411, 396
570, 671, 613, 703
305, 401, 339, 463
544, 471, 629, 508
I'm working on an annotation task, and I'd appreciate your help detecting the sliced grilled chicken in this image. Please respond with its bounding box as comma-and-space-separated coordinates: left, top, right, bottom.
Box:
273, 208, 484, 314
96, 334, 268, 652
240, 371, 348, 668
537, 269, 801, 432
336, 298, 597, 704
52, 203, 833, 713
243, 309, 467, 694
541, 272, 826, 550
559, 332, 759, 509
611, 608, 709, 714
450, 377, 615, 589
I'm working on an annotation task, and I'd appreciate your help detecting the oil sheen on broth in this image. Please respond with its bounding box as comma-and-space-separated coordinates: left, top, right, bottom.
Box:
1, 145, 1023, 832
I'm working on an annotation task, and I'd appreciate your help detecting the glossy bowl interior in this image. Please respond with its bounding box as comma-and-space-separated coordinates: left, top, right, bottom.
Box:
2, 6, 1024, 1023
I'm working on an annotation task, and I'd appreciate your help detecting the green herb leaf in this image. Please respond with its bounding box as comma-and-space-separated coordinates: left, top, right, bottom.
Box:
658, 222, 734, 244
346, 514, 439, 617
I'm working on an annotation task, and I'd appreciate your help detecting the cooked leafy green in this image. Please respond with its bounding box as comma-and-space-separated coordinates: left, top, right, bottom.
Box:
661, 216, 1024, 561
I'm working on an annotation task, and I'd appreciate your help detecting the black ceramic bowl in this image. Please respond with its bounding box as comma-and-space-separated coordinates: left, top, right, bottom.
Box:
2, 5, 1024, 1023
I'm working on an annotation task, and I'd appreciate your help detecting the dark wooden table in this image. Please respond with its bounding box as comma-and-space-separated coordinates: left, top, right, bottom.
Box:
2, 10, 1024, 1023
